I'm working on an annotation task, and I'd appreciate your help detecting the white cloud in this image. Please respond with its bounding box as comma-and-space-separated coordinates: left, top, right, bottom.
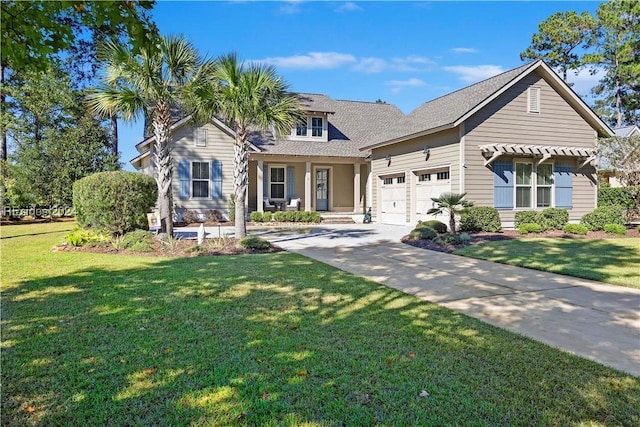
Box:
565, 67, 604, 98
386, 78, 427, 93
392, 55, 436, 72
253, 52, 357, 69
352, 57, 388, 73
335, 2, 362, 13
444, 65, 504, 83
451, 47, 478, 54
351, 55, 436, 73
278, 0, 302, 15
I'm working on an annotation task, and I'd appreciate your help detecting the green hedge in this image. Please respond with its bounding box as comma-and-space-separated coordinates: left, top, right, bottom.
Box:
563, 223, 588, 235
250, 211, 264, 222
514, 211, 539, 228
603, 223, 627, 235
514, 208, 568, 231
459, 206, 502, 232
239, 236, 270, 249
272, 211, 321, 223
598, 186, 640, 221
408, 226, 437, 240
417, 220, 447, 233
73, 171, 157, 235
580, 205, 625, 231
518, 223, 542, 234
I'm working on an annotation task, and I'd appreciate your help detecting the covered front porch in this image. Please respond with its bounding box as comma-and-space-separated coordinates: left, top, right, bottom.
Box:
248, 155, 370, 214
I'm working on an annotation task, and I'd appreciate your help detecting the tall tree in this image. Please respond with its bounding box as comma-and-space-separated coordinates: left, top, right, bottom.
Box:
201, 53, 303, 239
597, 136, 640, 186
87, 35, 212, 236
520, 11, 596, 81
585, 0, 640, 127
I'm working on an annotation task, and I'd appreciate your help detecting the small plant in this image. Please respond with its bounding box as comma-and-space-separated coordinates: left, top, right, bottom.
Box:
239, 236, 271, 250
518, 223, 542, 234
160, 234, 183, 249
206, 234, 234, 250
408, 226, 437, 240
603, 223, 627, 235
263, 211, 272, 222
459, 232, 471, 243
538, 208, 569, 230
185, 244, 207, 254
459, 206, 502, 232
580, 205, 625, 231
182, 209, 201, 224
514, 211, 539, 228
434, 232, 462, 245
250, 211, 264, 223
426, 192, 473, 234
563, 223, 589, 235
205, 209, 223, 223
417, 220, 447, 233
65, 228, 111, 247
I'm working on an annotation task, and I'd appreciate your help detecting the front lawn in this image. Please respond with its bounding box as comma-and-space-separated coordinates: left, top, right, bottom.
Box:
2, 223, 639, 426
454, 237, 640, 288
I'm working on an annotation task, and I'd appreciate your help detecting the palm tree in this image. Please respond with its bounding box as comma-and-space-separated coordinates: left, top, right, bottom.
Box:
427, 192, 473, 234
203, 53, 303, 239
87, 35, 212, 236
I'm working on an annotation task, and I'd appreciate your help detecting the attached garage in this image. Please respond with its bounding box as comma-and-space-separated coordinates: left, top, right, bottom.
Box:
414, 168, 451, 225
379, 174, 406, 225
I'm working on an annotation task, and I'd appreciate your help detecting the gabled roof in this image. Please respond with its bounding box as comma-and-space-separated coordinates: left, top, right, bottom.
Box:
361, 60, 613, 151
613, 125, 640, 138
251, 94, 405, 157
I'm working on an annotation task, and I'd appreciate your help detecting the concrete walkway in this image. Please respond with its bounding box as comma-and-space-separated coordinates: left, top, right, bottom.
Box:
251, 223, 640, 377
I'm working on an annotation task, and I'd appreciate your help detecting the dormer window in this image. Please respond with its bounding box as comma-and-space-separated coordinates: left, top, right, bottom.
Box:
295, 121, 307, 136
311, 117, 323, 137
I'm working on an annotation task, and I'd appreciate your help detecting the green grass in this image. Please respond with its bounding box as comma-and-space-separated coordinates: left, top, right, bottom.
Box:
2, 223, 639, 426
455, 238, 640, 288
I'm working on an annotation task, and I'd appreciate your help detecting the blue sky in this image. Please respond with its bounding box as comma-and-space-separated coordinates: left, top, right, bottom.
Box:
120, 0, 603, 169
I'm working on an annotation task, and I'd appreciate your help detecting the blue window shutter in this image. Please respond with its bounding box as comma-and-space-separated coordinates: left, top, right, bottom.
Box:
555, 163, 573, 208
493, 161, 513, 209
287, 166, 295, 198
263, 169, 268, 196
211, 160, 222, 199
179, 160, 190, 200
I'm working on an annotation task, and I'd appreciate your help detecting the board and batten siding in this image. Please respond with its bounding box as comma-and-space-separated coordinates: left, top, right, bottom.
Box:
171, 122, 235, 214
463, 70, 598, 224
371, 128, 460, 223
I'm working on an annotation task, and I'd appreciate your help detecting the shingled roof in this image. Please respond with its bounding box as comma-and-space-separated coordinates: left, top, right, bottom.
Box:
251, 94, 406, 157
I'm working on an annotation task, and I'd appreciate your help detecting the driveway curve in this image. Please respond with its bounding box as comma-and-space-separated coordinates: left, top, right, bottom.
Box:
256, 223, 640, 376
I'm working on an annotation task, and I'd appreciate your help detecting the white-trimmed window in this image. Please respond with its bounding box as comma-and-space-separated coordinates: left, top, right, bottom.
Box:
515, 162, 532, 208
536, 163, 553, 208
195, 129, 207, 147
270, 166, 285, 199
295, 120, 307, 136
192, 162, 209, 198
418, 173, 431, 182
311, 117, 323, 137
437, 171, 450, 180
528, 87, 541, 113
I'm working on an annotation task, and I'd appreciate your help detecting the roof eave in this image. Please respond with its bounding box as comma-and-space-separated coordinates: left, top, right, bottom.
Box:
359, 123, 456, 151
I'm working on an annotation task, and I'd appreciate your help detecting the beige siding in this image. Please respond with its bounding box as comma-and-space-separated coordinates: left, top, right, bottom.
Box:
171, 123, 235, 216
464, 70, 598, 224
332, 164, 354, 209
371, 128, 460, 222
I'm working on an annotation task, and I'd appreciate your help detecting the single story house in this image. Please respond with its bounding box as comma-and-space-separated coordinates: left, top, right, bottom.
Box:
131, 60, 613, 228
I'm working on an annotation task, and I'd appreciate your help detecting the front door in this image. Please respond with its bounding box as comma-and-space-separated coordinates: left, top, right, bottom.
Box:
316, 169, 329, 211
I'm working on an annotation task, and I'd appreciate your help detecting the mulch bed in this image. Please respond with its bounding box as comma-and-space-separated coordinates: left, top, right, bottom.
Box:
56, 237, 283, 257
403, 227, 640, 254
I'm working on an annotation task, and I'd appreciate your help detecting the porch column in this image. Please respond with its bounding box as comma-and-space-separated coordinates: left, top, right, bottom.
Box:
367, 166, 373, 210
305, 161, 311, 211
257, 160, 264, 212
353, 163, 361, 213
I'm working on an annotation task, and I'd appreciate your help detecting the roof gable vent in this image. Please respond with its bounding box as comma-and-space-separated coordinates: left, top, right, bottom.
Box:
528, 86, 540, 113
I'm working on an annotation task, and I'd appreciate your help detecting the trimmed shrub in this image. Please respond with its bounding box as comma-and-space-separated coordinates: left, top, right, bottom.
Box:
182, 209, 201, 224
598, 185, 640, 221
580, 205, 625, 231
514, 211, 539, 228
459, 232, 471, 243
435, 232, 462, 245
250, 211, 263, 223
272, 211, 320, 223
263, 211, 272, 222
120, 229, 154, 251
206, 209, 223, 222
518, 223, 542, 234
417, 220, 447, 234
408, 226, 437, 240
73, 171, 157, 235
538, 208, 569, 230
563, 223, 589, 235
239, 236, 270, 250
459, 206, 502, 232
604, 223, 627, 235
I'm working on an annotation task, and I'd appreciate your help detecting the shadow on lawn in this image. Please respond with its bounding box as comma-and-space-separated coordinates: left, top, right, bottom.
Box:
2, 253, 639, 426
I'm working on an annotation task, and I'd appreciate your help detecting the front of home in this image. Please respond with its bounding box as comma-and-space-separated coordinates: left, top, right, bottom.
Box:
131, 60, 613, 228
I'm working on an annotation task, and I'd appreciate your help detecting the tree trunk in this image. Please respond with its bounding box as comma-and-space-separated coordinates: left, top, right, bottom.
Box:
152, 101, 173, 236
233, 130, 249, 240
110, 113, 118, 156
449, 211, 456, 235
1, 63, 6, 162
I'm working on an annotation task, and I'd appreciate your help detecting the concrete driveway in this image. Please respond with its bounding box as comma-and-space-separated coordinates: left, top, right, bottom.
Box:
256, 223, 640, 376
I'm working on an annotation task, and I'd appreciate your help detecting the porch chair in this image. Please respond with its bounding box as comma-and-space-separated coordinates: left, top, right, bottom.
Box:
263, 197, 277, 212
286, 197, 301, 211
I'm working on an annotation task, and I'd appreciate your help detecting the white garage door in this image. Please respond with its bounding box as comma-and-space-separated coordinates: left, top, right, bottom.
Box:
379, 174, 406, 225
415, 170, 451, 226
